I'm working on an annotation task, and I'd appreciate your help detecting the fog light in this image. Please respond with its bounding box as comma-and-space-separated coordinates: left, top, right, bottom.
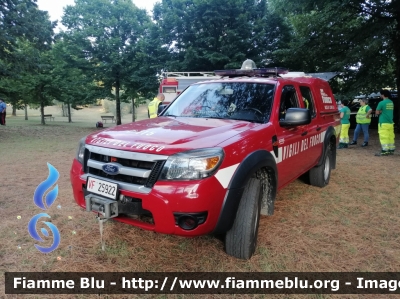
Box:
178, 215, 198, 230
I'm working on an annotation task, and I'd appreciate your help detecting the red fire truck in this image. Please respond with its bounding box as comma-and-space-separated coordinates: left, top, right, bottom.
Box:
159, 72, 221, 104
71, 60, 340, 259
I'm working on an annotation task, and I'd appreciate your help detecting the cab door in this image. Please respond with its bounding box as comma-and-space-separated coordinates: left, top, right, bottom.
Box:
298, 85, 324, 168
274, 85, 309, 187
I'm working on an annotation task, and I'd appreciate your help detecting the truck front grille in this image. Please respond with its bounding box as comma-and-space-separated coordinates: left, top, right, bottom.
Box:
145, 160, 166, 188
82, 145, 168, 194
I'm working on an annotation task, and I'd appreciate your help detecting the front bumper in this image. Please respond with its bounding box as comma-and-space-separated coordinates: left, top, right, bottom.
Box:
70, 159, 227, 236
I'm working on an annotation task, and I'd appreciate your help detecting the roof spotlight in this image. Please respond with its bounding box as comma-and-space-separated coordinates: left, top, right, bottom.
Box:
241, 59, 257, 70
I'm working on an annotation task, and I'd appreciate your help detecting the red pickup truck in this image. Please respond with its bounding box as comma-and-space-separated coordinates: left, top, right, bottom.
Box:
70, 61, 340, 259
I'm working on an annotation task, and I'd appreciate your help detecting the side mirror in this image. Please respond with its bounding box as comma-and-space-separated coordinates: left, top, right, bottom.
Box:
279, 108, 311, 127
158, 104, 167, 115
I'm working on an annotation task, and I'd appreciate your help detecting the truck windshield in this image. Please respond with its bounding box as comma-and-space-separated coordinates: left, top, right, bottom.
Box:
162, 82, 275, 123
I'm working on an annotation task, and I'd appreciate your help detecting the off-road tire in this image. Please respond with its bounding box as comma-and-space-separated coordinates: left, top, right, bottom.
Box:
225, 177, 262, 259
309, 143, 332, 187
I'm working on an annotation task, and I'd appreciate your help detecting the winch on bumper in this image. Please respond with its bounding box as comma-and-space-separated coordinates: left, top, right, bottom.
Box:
84, 193, 119, 218
84, 187, 153, 219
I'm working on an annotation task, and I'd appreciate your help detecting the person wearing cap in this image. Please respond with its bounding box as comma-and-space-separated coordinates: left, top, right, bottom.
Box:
0, 98, 6, 125
337, 99, 351, 149
374, 90, 395, 156
349, 98, 373, 147
148, 93, 165, 118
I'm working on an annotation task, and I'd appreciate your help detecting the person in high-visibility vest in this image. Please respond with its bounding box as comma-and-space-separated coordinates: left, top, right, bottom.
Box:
349, 98, 373, 147
375, 90, 395, 156
148, 93, 165, 118
338, 99, 351, 149
303, 97, 309, 109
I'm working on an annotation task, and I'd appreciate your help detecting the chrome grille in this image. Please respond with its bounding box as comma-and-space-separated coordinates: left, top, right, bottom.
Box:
81, 145, 168, 194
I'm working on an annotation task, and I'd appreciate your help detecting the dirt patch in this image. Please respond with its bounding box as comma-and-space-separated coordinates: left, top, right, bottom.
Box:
0, 107, 399, 299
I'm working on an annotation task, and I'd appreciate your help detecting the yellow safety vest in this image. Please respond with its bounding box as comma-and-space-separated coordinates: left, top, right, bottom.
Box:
356, 105, 371, 124
303, 98, 309, 109
148, 98, 161, 118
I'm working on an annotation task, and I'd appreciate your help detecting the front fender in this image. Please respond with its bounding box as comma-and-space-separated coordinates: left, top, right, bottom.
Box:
213, 150, 277, 234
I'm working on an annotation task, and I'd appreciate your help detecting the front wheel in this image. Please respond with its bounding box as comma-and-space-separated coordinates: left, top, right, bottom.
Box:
225, 178, 262, 259
309, 143, 332, 187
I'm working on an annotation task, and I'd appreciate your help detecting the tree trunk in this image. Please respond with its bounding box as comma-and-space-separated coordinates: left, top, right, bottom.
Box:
115, 80, 121, 125
24, 104, 28, 120
40, 100, 45, 125
131, 97, 135, 122
67, 99, 72, 123
39, 85, 46, 125
12, 105, 16, 116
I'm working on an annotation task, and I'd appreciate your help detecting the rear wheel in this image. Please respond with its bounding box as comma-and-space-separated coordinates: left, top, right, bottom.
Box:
309, 143, 332, 187
225, 177, 262, 259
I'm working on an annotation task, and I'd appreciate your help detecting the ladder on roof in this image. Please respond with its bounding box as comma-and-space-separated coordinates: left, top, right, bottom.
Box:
162, 71, 217, 78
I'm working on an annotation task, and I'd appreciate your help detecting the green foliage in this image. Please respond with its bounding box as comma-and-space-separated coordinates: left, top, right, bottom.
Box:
62, 0, 158, 124
47, 38, 104, 122
0, 0, 55, 69
153, 0, 291, 71
1, 0, 398, 127
0, 0, 55, 123
0, 38, 56, 124
269, 0, 399, 97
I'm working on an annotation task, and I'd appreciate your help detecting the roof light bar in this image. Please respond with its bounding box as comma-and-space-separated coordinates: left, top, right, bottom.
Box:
214, 67, 289, 78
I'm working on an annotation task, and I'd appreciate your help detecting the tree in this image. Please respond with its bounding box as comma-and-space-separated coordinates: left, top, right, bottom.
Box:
49, 38, 102, 122
0, 0, 55, 71
0, 0, 55, 121
24, 47, 56, 125
153, 0, 291, 71
62, 0, 155, 125
14, 35, 57, 125
0, 38, 52, 120
270, 0, 399, 125
121, 21, 166, 121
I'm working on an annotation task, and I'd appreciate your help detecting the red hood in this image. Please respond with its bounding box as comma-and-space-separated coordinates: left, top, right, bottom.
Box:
86, 117, 259, 155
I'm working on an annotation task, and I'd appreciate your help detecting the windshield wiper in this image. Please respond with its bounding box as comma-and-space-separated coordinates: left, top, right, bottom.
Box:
229, 117, 262, 123
204, 116, 227, 120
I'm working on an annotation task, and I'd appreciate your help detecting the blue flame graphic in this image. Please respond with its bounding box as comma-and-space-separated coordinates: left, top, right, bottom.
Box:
33, 163, 59, 210
28, 213, 60, 253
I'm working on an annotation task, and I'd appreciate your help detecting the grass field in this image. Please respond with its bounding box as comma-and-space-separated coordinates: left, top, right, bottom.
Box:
0, 106, 399, 299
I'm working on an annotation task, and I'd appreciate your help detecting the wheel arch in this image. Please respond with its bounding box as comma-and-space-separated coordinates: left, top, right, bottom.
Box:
213, 150, 278, 234
318, 126, 337, 169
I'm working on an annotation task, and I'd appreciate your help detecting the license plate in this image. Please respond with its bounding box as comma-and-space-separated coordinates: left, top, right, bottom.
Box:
86, 177, 118, 200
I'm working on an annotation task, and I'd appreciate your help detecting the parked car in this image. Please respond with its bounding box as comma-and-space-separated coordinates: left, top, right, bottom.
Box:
348, 91, 398, 129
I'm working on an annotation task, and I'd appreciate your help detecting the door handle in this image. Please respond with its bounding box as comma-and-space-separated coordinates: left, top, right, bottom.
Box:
316, 127, 322, 131
301, 131, 308, 136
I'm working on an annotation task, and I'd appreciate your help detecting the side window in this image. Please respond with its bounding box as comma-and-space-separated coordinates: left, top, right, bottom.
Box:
300, 86, 316, 118
279, 85, 299, 119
